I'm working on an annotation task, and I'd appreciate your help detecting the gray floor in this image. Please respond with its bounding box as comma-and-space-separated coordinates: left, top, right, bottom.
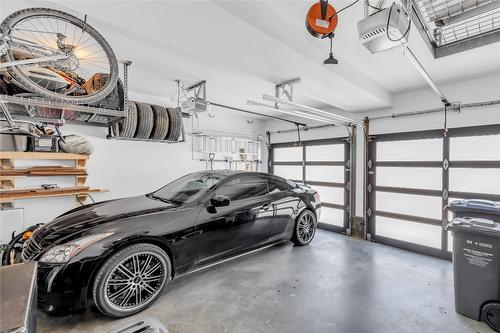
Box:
38, 230, 491, 333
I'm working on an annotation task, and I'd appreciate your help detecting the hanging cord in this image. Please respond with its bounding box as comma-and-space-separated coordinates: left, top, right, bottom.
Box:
386, 2, 412, 42
296, 124, 301, 146
365, 0, 382, 12
443, 104, 448, 137
327, 0, 360, 20
176, 80, 181, 108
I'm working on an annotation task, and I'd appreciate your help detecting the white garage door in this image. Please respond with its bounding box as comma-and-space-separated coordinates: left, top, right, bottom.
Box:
270, 138, 350, 233
368, 125, 500, 259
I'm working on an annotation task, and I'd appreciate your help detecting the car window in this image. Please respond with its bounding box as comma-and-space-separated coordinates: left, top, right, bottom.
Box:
216, 175, 268, 201
267, 177, 293, 194
153, 172, 226, 204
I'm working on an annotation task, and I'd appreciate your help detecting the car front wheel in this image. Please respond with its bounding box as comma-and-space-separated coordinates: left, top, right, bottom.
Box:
92, 243, 171, 318
291, 210, 317, 246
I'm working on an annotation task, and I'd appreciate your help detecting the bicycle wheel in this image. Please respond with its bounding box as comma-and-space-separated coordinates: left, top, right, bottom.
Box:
1, 8, 118, 104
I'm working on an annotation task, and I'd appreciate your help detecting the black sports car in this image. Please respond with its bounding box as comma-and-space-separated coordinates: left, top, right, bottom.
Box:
13, 171, 321, 318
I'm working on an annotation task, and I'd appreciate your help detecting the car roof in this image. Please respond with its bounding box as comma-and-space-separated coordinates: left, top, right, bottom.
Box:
203, 170, 274, 177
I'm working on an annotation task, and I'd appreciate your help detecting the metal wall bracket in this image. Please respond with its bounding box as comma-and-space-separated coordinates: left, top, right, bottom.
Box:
185, 80, 207, 100
275, 77, 301, 106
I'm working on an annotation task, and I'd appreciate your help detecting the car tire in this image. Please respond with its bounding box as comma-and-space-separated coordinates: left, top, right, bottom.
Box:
291, 210, 317, 246
150, 105, 169, 141
134, 102, 154, 139
118, 101, 138, 138
165, 107, 182, 141
92, 243, 171, 318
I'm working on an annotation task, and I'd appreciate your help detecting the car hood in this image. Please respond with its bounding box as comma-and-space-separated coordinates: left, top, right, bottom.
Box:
33, 195, 176, 246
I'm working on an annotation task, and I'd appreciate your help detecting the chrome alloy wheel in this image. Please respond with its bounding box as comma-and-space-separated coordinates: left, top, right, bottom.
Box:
297, 212, 315, 243
103, 251, 167, 312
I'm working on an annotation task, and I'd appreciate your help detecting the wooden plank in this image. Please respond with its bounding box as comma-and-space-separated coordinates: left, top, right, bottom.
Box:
0, 152, 89, 160
0, 187, 108, 202
0, 167, 87, 177
1, 186, 89, 194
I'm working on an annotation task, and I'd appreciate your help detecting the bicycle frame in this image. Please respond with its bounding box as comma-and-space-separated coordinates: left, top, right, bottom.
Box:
0, 33, 68, 69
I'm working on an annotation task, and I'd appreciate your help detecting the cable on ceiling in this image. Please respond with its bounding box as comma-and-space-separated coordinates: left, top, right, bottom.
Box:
327, 0, 360, 21
386, 2, 412, 42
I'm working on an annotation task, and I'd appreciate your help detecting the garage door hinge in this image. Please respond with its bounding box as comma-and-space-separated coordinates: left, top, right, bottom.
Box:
442, 188, 449, 200
367, 208, 372, 217
367, 184, 372, 193
442, 158, 449, 170
367, 159, 372, 169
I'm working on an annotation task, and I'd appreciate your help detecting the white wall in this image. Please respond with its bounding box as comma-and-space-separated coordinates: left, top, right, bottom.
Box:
7, 109, 265, 228
266, 73, 500, 219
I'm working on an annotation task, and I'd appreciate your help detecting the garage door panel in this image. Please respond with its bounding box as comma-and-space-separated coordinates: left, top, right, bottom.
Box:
320, 207, 344, 227
271, 139, 350, 234
449, 168, 500, 195
305, 165, 344, 183
273, 147, 302, 162
377, 138, 443, 162
310, 185, 344, 205
376, 192, 442, 220
306, 144, 344, 162
273, 165, 302, 181
375, 216, 442, 249
450, 134, 500, 161
377, 167, 442, 190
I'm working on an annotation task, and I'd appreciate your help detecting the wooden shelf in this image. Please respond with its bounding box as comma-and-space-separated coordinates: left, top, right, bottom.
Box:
0, 166, 87, 178
0, 151, 105, 207
0, 152, 89, 160
0, 186, 108, 203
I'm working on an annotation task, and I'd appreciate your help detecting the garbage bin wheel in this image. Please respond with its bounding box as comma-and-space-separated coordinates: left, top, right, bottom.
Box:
483, 302, 500, 332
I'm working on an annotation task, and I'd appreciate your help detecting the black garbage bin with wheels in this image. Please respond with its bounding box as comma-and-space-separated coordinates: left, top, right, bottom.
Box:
448, 199, 500, 332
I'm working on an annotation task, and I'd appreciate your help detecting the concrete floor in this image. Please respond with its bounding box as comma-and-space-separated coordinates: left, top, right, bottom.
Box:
38, 229, 491, 333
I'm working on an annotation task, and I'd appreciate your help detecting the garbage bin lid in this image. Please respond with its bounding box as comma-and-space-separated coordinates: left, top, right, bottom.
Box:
449, 216, 500, 236
448, 199, 500, 216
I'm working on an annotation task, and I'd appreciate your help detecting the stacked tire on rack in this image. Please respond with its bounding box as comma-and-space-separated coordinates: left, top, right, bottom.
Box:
118, 101, 183, 141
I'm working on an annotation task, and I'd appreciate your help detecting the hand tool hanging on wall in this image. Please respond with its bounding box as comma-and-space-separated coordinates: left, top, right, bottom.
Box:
208, 153, 215, 171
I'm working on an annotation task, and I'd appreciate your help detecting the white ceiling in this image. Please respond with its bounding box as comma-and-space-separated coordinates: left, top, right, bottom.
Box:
2, 0, 500, 118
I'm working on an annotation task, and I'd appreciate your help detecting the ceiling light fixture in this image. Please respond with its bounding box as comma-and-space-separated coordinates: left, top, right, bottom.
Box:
246, 100, 333, 124
262, 94, 361, 125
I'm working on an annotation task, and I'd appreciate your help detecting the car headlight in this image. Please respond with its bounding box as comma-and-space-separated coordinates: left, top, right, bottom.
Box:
39, 233, 113, 263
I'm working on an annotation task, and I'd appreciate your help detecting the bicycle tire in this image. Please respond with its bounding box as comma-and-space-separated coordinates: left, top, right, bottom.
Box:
1, 8, 118, 104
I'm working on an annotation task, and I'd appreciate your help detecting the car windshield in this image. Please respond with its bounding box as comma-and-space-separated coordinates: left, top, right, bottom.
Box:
150, 172, 227, 204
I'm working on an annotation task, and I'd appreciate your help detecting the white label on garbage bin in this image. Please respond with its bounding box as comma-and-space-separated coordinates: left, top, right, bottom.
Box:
463, 239, 494, 268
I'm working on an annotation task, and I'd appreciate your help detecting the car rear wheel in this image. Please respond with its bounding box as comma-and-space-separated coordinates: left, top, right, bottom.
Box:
291, 210, 317, 246
92, 243, 170, 318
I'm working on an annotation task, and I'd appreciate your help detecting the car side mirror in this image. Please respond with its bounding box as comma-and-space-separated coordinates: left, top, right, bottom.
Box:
210, 195, 231, 207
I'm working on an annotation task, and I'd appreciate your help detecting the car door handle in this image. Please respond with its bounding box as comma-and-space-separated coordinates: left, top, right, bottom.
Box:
261, 203, 271, 211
